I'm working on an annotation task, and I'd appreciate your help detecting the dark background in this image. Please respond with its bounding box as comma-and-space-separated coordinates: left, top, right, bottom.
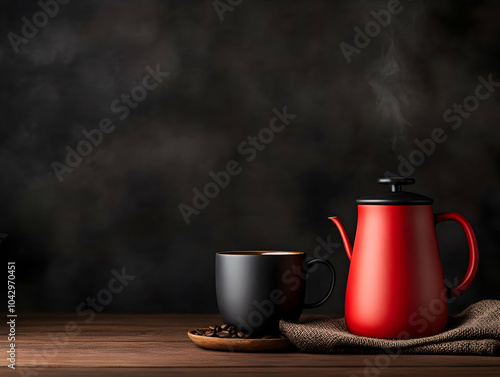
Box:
1, 0, 500, 314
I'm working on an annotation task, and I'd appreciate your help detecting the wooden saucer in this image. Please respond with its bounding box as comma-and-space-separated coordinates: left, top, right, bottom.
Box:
187, 329, 294, 352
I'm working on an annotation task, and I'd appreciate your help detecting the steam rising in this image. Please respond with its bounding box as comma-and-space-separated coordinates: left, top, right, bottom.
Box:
368, 40, 413, 151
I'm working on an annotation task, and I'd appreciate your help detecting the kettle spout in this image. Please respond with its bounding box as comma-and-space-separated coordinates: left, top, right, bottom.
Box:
328, 217, 353, 261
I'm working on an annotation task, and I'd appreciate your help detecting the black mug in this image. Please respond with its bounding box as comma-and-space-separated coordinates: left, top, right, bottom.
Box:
216, 251, 335, 335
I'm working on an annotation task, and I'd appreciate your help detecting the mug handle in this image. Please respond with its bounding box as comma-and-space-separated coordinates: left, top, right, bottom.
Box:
435, 212, 479, 297
304, 259, 336, 308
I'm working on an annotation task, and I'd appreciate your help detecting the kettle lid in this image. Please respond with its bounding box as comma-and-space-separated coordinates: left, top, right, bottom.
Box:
356, 177, 433, 205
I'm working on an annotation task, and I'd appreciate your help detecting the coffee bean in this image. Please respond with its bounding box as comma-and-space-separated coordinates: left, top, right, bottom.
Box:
196, 324, 272, 339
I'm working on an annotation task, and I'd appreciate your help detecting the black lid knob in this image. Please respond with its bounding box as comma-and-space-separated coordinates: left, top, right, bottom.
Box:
357, 177, 432, 205
377, 177, 415, 192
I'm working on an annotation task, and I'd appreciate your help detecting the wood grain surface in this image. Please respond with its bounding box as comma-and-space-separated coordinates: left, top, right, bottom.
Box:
6, 313, 500, 376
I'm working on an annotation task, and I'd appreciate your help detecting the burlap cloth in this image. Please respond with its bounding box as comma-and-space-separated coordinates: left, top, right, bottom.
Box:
280, 300, 500, 355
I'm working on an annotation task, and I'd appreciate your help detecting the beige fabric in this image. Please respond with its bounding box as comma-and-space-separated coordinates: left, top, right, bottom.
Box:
280, 300, 500, 355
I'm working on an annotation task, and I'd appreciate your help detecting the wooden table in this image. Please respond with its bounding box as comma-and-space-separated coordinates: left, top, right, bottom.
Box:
12, 313, 500, 376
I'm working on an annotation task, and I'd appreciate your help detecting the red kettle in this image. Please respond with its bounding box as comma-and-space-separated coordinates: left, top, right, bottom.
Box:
330, 177, 478, 339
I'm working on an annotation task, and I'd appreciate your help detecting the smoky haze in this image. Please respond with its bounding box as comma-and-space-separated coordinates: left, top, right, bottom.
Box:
1, 0, 500, 314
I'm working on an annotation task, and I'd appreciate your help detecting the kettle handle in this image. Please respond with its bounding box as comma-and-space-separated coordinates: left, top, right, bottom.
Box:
435, 212, 479, 297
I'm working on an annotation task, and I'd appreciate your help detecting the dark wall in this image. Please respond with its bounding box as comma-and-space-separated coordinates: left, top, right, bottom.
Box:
2, 0, 500, 314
